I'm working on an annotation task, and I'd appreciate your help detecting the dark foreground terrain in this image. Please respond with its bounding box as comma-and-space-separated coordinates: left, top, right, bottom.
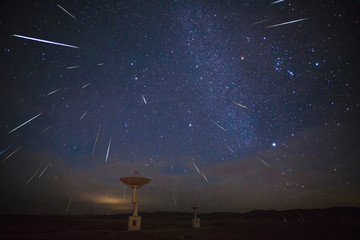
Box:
1, 207, 360, 240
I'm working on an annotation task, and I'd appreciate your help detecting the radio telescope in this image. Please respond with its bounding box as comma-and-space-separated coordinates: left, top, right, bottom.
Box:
191, 205, 200, 228
120, 172, 151, 231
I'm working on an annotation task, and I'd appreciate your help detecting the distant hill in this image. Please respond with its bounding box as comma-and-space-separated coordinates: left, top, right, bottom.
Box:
203, 207, 360, 223
78, 207, 360, 224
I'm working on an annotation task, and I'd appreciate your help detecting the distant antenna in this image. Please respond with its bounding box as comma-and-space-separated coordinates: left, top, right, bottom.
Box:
120, 171, 151, 231
191, 205, 200, 228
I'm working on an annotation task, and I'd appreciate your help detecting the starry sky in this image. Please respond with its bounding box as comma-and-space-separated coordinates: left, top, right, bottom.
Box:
0, 0, 360, 215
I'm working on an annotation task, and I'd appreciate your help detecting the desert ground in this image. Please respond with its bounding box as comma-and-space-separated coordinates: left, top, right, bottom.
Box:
1, 208, 359, 240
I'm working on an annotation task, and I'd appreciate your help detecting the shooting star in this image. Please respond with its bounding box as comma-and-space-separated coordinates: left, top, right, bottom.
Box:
47, 88, 61, 95
172, 195, 178, 207
123, 185, 126, 200
105, 137, 112, 162
251, 19, 268, 25
67, 65, 81, 70
200, 170, 209, 183
266, 18, 309, 28
1, 146, 21, 163
192, 161, 201, 174
66, 196, 73, 213
82, 83, 90, 89
25, 167, 40, 186
91, 124, 102, 156
259, 158, 271, 167
141, 94, 147, 104
8, 113, 43, 134
233, 101, 247, 109
42, 125, 52, 134
210, 119, 226, 132
39, 163, 51, 178
271, 0, 284, 4
12, 34, 79, 49
225, 144, 234, 152
97, 63, 104, 66
57, 4, 77, 20
0, 145, 13, 155
79, 112, 87, 120
106, 184, 109, 198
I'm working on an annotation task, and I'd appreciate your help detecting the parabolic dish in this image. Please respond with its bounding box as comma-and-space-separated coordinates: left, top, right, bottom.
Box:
120, 177, 151, 188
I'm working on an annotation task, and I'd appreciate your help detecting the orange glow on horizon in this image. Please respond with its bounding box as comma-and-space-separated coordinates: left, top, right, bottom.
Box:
93, 196, 126, 205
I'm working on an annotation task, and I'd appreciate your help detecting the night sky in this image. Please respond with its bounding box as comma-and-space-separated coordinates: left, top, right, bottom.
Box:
1, 0, 360, 215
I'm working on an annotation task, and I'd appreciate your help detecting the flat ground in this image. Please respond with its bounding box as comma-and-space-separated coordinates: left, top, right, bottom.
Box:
1, 214, 359, 240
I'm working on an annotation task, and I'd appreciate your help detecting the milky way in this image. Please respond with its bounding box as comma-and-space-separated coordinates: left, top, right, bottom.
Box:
0, 1, 359, 214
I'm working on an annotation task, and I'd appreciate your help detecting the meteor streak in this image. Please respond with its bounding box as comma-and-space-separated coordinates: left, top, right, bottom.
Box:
105, 137, 112, 162
82, 83, 90, 89
192, 160, 207, 181
271, 0, 284, 4
25, 167, 40, 186
142, 94, 147, 104
12, 34, 79, 49
47, 88, 61, 95
92, 124, 102, 156
66, 196, 73, 213
97, 63, 104, 66
225, 144, 234, 152
106, 184, 109, 198
39, 163, 51, 178
123, 185, 126, 200
57, 4, 77, 20
192, 161, 201, 174
8, 113, 43, 134
1, 147, 21, 163
66, 65, 81, 70
79, 112, 87, 120
42, 125, 52, 134
201, 170, 209, 183
233, 101, 247, 109
0, 145, 13, 155
210, 119, 226, 132
251, 19, 268, 25
259, 158, 271, 167
172, 195, 178, 207
266, 18, 309, 28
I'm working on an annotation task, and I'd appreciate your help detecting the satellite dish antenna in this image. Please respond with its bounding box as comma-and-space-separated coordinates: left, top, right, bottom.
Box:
120, 171, 151, 231
191, 205, 200, 228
